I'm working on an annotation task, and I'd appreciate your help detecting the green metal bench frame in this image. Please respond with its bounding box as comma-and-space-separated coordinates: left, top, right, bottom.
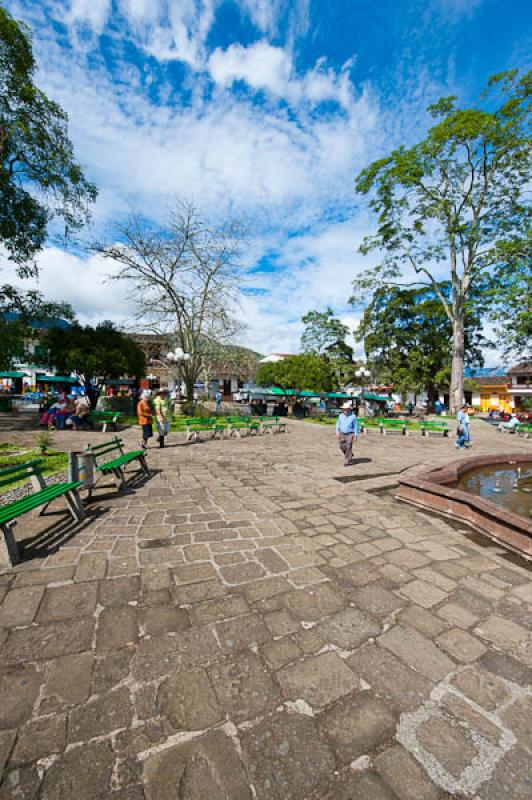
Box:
185, 418, 220, 442
227, 416, 260, 437
0, 460, 85, 567
259, 416, 287, 434
378, 418, 409, 436
89, 411, 122, 433
85, 436, 149, 490
420, 420, 449, 437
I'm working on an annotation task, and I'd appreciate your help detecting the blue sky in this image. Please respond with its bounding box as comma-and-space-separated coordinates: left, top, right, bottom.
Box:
3, 0, 531, 355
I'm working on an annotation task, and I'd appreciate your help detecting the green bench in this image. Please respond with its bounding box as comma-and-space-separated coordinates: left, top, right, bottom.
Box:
227, 416, 260, 437
259, 415, 287, 434
89, 410, 122, 432
378, 418, 409, 436
502, 422, 532, 438
420, 420, 449, 437
0, 460, 85, 567
185, 417, 220, 442
85, 437, 149, 491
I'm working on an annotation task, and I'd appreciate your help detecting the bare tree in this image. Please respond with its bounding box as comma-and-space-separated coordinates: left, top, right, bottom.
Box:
97, 199, 246, 399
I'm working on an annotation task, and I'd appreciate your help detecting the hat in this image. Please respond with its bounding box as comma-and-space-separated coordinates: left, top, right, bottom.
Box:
342, 401, 352, 409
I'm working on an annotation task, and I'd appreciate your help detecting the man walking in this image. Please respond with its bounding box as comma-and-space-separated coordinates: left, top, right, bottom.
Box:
336, 401, 359, 466
455, 404, 471, 449
215, 389, 222, 413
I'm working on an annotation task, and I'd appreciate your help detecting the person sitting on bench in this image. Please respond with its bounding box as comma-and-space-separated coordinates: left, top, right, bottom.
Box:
499, 413, 520, 432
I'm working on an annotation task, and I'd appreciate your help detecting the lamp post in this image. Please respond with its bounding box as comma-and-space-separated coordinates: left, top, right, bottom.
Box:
355, 366, 371, 417
166, 348, 190, 413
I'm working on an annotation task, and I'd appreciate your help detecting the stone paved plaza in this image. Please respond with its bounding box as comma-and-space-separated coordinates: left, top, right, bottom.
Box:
0, 419, 531, 799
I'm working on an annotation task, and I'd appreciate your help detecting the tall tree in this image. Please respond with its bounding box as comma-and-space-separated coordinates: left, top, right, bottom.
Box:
0, 285, 75, 370
97, 199, 246, 399
256, 355, 335, 393
43, 321, 146, 407
354, 70, 531, 413
353, 284, 487, 407
300, 308, 352, 360
0, 6, 97, 275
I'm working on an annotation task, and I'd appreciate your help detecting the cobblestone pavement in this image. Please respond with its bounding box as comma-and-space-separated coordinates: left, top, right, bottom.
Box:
0, 419, 531, 799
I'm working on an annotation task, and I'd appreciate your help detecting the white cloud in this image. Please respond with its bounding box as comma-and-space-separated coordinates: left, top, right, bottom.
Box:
0, 247, 134, 327
208, 41, 357, 110
67, 0, 111, 32
208, 41, 292, 96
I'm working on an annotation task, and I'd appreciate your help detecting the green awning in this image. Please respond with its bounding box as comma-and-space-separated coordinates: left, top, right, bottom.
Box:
0, 371, 27, 379
326, 392, 352, 399
36, 375, 79, 384
364, 392, 390, 402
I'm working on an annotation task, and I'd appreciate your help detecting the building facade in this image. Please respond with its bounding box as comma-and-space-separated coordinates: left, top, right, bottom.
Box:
508, 362, 532, 411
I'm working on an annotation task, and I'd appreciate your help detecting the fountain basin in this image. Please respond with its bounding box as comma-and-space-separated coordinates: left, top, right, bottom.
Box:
396, 454, 532, 560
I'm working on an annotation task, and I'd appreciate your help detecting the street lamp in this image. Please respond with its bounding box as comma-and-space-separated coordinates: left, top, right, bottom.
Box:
166, 348, 190, 408
355, 365, 371, 417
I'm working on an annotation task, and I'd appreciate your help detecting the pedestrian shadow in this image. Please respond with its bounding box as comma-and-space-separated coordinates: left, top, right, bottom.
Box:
348, 458, 373, 465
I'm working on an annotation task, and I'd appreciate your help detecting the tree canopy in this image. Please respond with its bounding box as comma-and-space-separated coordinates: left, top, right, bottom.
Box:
354, 284, 487, 405
488, 238, 532, 359
42, 322, 146, 403
0, 285, 75, 370
256, 355, 335, 393
0, 6, 97, 274
300, 308, 352, 361
355, 69, 531, 412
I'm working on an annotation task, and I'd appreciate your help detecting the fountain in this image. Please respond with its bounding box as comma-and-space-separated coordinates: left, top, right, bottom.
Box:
397, 454, 532, 559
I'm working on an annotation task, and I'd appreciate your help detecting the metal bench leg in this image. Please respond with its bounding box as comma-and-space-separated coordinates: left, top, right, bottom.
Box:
139, 455, 150, 476
102, 422, 108, 433
112, 467, 126, 490
0, 522, 20, 567
65, 489, 86, 521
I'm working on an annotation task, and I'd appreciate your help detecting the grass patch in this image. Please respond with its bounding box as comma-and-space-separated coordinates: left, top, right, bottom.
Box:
0, 447, 68, 495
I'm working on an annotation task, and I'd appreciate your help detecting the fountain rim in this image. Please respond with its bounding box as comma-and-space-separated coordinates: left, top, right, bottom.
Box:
396, 453, 532, 558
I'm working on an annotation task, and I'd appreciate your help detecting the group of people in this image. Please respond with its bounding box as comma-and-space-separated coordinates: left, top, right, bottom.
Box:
39, 394, 90, 431
334, 401, 475, 466
137, 388, 171, 449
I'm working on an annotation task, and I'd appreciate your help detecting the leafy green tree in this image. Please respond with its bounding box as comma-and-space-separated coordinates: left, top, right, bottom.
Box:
256, 354, 335, 393
43, 322, 146, 406
354, 284, 487, 408
0, 6, 97, 274
0, 285, 75, 369
354, 70, 531, 413
488, 237, 532, 359
300, 308, 352, 360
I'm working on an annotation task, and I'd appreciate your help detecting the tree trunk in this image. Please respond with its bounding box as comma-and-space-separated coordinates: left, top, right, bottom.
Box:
450, 311, 465, 415
426, 382, 437, 412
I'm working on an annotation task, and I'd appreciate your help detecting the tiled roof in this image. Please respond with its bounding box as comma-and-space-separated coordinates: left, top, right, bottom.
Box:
471, 375, 509, 387
507, 362, 532, 375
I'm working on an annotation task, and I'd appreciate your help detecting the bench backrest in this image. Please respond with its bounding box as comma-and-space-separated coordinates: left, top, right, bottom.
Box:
0, 459, 44, 491
85, 437, 125, 461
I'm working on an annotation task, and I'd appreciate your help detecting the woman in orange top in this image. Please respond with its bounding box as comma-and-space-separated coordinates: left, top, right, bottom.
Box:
137, 390, 153, 449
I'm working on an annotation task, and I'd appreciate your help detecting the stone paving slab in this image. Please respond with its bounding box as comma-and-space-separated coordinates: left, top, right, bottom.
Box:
0, 419, 531, 798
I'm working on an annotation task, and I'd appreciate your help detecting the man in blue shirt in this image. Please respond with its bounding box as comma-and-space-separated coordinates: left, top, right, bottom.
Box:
336, 402, 359, 466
